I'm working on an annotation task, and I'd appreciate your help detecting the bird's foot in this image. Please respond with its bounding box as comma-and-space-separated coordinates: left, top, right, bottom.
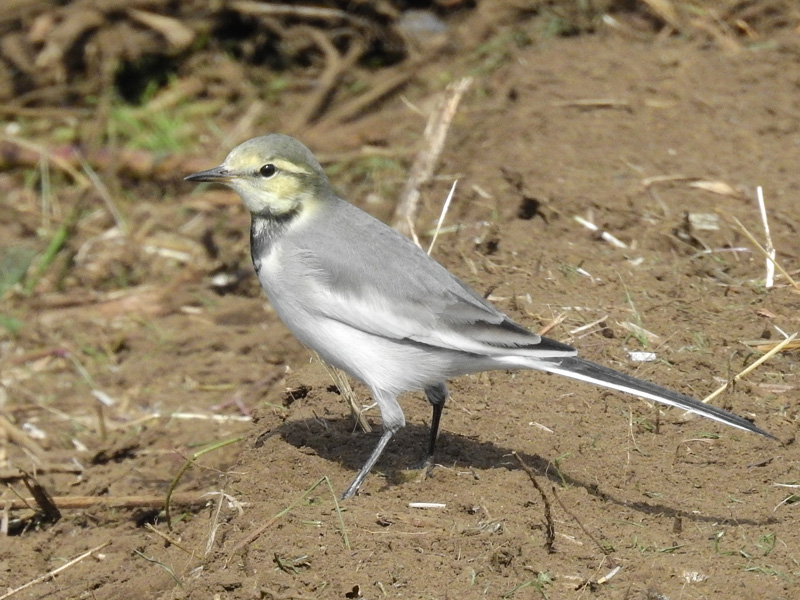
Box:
413, 455, 437, 480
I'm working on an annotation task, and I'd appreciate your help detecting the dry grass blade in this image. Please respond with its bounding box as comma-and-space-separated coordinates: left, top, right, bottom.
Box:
230, 0, 359, 24
78, 154, 126, 233
0, 540, 111, 600
573, 215, 628, 248
741, 338, 800, 353
638, 0, 683, 30
701, 332, 798, 405
427, 180, 457, 256
0, 414, 47, 460
733, 216, 798, 290
127, 8, 194, 50
4, 492, 214, 511
569, 315, 609, 336
756, 186, 775, 288
540, 313, 568, 337
144, 523, 201, 558
688, 180, 739, 196
165, 436, 244, 529
552, 98, 631, 109
619, 320, 660, 343
319, 358, 372, 433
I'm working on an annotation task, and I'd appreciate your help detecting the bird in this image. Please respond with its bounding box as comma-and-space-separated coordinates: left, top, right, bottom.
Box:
185, 134, 773, 499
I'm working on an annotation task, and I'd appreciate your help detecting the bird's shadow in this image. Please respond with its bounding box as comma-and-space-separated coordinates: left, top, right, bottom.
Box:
256, 415, 778, 527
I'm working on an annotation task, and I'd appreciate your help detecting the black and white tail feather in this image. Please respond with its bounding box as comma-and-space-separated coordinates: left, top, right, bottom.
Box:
533, 356, 769, 435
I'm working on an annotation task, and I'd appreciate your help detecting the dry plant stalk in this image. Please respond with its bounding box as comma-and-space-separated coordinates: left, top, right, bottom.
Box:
756, 186, 775, 288
638, 0, 683, 30
733, 216, 798, 290
319, 357, 372, 433
426, 180, 458, 256
392, 77, 472, 236
701, 332, 798, 405
0, 541, 111, 600
3, 492, 210, 511
0, 415, 47, 460
289, 28, 365, 130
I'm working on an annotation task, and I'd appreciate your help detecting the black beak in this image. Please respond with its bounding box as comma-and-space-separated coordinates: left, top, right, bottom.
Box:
184, 165, 231, 183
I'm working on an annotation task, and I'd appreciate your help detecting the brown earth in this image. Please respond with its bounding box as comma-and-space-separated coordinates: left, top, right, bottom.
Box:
2, 3, 800, 600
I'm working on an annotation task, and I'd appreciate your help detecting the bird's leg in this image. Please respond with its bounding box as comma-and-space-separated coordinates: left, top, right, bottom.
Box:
341, 428, 395, 500
420, 383, 449, 475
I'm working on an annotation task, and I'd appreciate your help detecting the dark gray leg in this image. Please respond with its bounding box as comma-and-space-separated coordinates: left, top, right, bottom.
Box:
341, 387, 407, 499
422, 383, 449, 470
341, 428, 395, 500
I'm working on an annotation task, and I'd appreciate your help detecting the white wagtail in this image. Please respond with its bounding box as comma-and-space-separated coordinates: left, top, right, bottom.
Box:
186, 134, 772, 499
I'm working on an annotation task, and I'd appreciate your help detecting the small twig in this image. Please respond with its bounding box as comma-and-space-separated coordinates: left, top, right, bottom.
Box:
551, 486, 612, 557
392, 77, 472, 236
639, 0, 683, 30
733, 216, 798, 290
427, 180, 457, 256
569, 315, 609, 336
0, 414, 47, 459
78, 153, 127, 233
319, 357, 372, 433
289, 28, 364, 130
162, 412, 251, 423
740, 337, 800, 353
553, 98, 631, 110
144, 523, 200, 558
701, 332, 797, 405
539, 313, 568, 337
94, 402, 108, 442
0, 463, 83, 480
230, 0, 366, 26
328, 61, 422, 124
573, 215, 628, 248
0, 540, 111, 600
756, 186, 775, 288
4, 492, 212, 511
619, 320, 660, 344
513, 453, 555, 553
205, 490, 227, 556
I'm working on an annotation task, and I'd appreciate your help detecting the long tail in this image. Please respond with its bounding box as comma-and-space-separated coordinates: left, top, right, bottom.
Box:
534, 357, 773, 438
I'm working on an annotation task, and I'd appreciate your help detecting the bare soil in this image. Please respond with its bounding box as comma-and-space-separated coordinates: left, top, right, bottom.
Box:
2, 3, 799, 600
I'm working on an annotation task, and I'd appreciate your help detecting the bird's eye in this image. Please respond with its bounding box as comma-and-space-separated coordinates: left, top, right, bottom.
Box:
259, 164, 277, 178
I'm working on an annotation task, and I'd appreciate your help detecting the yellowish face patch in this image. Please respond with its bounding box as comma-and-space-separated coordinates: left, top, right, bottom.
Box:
213, 136, 329, 217
221, 158, 314, 217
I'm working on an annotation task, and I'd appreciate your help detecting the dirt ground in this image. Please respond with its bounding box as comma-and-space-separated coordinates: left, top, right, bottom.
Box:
2, 2, 800, 599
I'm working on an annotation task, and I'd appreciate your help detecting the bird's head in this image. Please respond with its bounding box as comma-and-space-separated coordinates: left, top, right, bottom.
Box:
185, 134, 331, 218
